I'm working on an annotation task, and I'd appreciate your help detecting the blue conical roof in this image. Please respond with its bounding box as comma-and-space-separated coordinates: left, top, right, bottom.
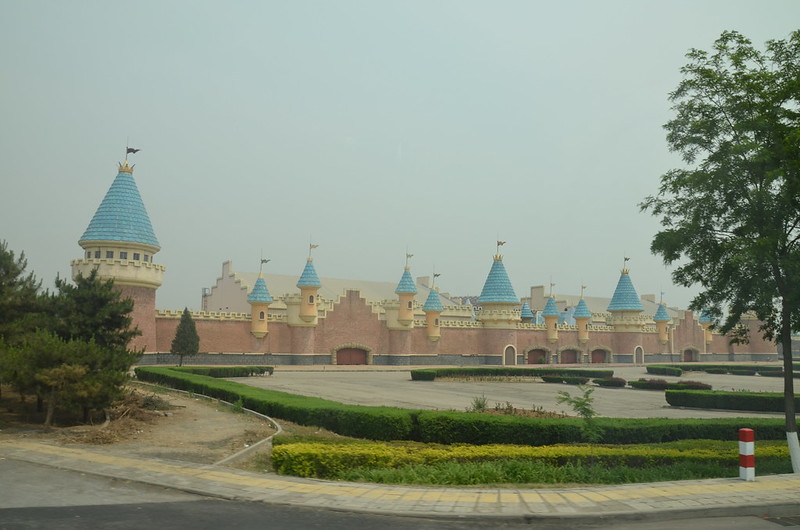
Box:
699, 308, 712, 323
542, 296, 560, 316
574, 298, 592, 319
296, 259, 321, 288
422, 289, 444, 312
654, 303, 670, 322
247, 276, 273, 303
80, 165, 159, 248
478, 258, 518, 304
395, 268, 417, 294
520, 302, 534, 319
607, 271, 644, 312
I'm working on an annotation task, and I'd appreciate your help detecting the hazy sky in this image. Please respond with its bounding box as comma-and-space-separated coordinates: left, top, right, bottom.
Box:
1, 1, 798, 312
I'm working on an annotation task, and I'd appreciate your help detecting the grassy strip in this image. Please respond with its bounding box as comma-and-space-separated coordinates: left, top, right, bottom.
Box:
271, 439, 791, 482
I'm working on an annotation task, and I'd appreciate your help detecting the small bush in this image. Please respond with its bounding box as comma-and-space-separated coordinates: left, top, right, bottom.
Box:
666, 389, 800, 412
629, 378, 669, 390
410, 370, 436, 381
758, 370, 784, 377
593, 377, 626, 388
541, 375, 565, 383
671, 380, 712, 391
646, 365, 683, 377
705, 368, 727, 374
729, 369, 757, 376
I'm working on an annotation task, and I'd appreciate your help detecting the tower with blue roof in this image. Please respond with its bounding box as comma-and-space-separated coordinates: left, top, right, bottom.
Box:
71, 159, 165, 351
476, 246, 520, 329
296, 252, 322, 324
574, 295, 592, 344
542, 294, 560, 342
391, 256, 418, 328
422, 281, 445, 341
606, 263, 647, 332
698, 308, 713, 346
653, 301, 671, 345
247, 270, 273, 338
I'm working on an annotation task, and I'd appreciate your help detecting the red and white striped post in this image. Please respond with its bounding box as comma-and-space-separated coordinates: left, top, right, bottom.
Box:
739, 428, 755, 481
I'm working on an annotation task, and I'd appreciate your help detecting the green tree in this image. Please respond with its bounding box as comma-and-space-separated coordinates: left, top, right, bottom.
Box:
171, 307, 199, 366
640, 30, 800, 472
0, 240, 44, 343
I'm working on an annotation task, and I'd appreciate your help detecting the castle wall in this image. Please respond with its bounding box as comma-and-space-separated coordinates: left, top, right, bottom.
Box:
117, 285, 157, 352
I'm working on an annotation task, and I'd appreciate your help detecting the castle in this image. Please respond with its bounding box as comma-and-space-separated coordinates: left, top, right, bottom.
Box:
71, 161, 777, 366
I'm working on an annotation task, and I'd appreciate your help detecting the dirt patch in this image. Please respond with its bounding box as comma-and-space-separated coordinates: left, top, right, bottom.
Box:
0, 385, 276, 466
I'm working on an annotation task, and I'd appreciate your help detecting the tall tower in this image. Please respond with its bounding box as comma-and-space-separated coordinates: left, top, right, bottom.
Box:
606, 266, 645, 332
476, 252, 520, 329
71, 159, 165, 351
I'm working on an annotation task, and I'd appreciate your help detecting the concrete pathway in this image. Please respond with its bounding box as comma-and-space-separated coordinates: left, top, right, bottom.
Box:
2, 439, 799, 524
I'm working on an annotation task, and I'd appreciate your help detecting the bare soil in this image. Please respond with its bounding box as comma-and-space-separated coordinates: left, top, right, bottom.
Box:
0, 385, 276, 468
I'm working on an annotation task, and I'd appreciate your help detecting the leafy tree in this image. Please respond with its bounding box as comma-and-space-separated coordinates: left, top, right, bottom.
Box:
641, 30, 800, 472
556, 386, 602, 443
0, 240, 44, 343
52, 269, 140, 349
171, 308, 199, 366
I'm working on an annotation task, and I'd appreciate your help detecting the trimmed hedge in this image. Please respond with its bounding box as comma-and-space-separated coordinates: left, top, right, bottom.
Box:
541, 375, 590, 385
272, 440, 790, 479
629, 379, 712, 391
411, 367, 614, 381
410, 370, 436, 381
135, 367, 786, 444
646, 365, 683, 377
173, 366, 273, 377
666, 389, 800, 412
593, 377, 627, 388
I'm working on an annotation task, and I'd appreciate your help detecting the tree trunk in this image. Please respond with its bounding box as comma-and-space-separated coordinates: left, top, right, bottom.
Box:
36, 394, 43, 412
780, 298, 799, 473
44, 388, 56, 427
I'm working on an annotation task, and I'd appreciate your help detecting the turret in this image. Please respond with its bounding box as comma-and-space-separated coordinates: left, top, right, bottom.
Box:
574, 297, 592, 344
296, 257, 321, 324
71, 159, 165, 351
476, 252, 520, 329
394, 265, 417, 327
422, 288, 444, 341
607, 265, 646, 332
247, 275, 272, 338
653, 302, 671, 344
542, 296, 560, 342
520, 302, 534, 324
699, 309, 713, 345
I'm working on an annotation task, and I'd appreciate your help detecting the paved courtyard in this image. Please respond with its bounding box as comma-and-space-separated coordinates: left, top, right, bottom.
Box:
239, 365, 788, 419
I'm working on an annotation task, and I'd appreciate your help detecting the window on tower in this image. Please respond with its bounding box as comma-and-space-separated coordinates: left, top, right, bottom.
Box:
144, 255, 149, 262
133, 253, 140, 261
94, 251, 101, 258
120, 251, 128, 260
106, 251, 114, 259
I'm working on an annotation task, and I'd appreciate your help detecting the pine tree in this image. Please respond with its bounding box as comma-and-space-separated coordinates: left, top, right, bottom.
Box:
171, 308, 199, 366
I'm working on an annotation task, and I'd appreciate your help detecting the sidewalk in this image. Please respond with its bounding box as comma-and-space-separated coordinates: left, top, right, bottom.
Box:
2, 439, 799, 524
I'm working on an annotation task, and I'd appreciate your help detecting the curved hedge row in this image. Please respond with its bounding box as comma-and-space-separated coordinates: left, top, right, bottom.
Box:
666, 389, 800, 412
173, 366, 273, 377
135, 367, 787, 444
410, 367, 614, 381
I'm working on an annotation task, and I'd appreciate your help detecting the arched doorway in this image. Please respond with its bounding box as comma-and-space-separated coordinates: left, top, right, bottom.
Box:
527, 348, 547, 364
336, 348, 368, 365
560, 349, 579, 364
504, 345, 517, 366
590, 349, 607, 363
634, 346, 644, 364
683, 348, 698, 362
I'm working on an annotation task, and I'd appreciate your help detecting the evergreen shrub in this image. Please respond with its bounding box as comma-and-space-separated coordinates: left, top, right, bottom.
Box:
666, 389, 800, 412
410, 370, 436, 381
646, 365, 683, 376
593, 377, 627, 387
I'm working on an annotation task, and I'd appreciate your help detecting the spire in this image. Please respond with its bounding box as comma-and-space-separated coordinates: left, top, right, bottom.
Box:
654, 303, 670, 322
395, 268, 417, 294
478, 256, 517, 304
297, 258, 321, 288
79, 163, 159, 249
520, 301, 535, 320
574, 298, 591, 319
247, 275, 273, 303
607, 269, 644, 312
699, 308, 712, 323
542, 296, 560, 317
422, 288, 444, 312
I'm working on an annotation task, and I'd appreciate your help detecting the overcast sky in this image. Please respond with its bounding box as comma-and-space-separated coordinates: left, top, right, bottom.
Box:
1, 1, 798, 312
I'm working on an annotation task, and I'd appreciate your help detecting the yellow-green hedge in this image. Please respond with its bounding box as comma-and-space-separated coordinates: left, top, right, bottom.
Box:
271, 440, 788, 479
